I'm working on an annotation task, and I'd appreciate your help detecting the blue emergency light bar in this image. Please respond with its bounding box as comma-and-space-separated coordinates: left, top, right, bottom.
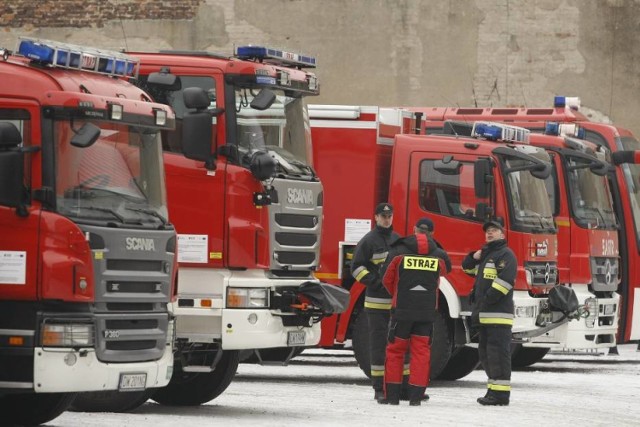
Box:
236, 45, 316, 68
553, 96, 581, 110
472, 122, 530, 144
545, 122, 586, 139
16, 37, 138, 78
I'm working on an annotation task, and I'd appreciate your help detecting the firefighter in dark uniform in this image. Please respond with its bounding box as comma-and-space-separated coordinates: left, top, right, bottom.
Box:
351, 202, 399, 400
378, 217, 450, 406
462, 220, 516, 406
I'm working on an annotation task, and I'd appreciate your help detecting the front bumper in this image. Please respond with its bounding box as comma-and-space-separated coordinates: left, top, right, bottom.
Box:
32, 344, 173, 393
512, 288, 619, 350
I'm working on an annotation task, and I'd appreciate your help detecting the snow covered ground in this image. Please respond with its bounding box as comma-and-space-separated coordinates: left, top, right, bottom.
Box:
54, 344, 640, 426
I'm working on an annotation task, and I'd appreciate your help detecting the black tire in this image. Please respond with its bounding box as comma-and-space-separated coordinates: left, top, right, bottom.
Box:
351, 309, 453, 380
351, 311, 371, 378
511, 345, 550, 368
69, 389, 156, 413
152, 350, 239, 406
436, 346, 480, 380
1, 392, 76, 426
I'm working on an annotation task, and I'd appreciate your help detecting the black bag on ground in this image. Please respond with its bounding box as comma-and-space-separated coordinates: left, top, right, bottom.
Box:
547, 285, 579, 315
297, 281, 351, 314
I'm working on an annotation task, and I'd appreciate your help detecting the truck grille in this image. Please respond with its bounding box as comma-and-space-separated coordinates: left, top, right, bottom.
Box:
81, 225, 175, 364
269, 179, 322, 274
525, 261, 558, 286
590, 257, 619, 292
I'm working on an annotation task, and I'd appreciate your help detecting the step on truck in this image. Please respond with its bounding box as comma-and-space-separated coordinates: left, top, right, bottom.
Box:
0, 38, 177, 425
309, 105, 569, 380
120, 46, 339, 406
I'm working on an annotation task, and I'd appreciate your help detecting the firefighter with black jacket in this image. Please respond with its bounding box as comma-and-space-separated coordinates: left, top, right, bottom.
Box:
462, 220, 517, 406
351, 202, 399, 400
378, 217, 450, 406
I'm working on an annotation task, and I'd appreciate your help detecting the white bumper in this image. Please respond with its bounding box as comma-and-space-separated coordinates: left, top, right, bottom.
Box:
174, 267, 321, 350
32, 344, 173, 393
513, 287, 619, 350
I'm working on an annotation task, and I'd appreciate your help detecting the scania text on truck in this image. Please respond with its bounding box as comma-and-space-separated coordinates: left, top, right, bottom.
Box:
309, 105, 566, 380
0, 38, 177, 425
125, 46, 330, 406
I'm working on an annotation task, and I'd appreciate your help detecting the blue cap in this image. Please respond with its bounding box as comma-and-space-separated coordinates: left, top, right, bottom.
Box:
415, 217, 434, 231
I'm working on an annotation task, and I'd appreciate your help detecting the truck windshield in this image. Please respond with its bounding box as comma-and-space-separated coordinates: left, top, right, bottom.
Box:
501, 150, 555, 233
234, 87, 315, 178
54, 119, 168, 227
565, 155, 617, 229
618, 136, 640, 248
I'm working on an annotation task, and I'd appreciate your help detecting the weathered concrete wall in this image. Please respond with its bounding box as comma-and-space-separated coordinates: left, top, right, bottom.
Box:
1, 0, 639, 134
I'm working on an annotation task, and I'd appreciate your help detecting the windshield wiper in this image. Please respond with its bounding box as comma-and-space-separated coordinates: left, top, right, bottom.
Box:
70, 205, 126, 223
125, 207, 168, 227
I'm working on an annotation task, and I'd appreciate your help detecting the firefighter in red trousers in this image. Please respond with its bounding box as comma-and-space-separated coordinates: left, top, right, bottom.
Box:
378, 217, 450, 406
462, 220, 516, 406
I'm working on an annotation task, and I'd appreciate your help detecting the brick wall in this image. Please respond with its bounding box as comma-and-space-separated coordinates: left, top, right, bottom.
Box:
0, 0, 203, 28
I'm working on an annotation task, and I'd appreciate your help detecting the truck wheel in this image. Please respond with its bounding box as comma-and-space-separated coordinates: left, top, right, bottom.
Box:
152, 350, 239, 406
435, 346, 479, 380
511, 345, 550, 368
350, 311, 371, 378
1, 392, 76, 426
429, 309, 453, 379
69, 389, 156, 412
350, 309, 453, 380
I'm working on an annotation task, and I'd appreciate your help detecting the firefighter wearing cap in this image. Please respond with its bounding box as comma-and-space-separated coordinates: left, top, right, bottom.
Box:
462, 220, 517, 406
378, 217, 450, 406
351, 202, 400, 400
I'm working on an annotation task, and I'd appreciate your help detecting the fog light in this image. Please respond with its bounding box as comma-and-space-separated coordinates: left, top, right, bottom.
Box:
248, 313, 258, 324
64, 353, 77, 366
78, 278, 88, 290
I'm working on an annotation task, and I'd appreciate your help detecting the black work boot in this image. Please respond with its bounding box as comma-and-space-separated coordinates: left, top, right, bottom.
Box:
374, 389, 384, 401
477, 390, 510, 406
378, 383, 400, 405
407, 384, 428, 406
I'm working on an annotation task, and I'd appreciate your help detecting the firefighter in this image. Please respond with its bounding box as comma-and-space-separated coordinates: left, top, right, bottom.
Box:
462, 220, 516, 406
377, 217, 450, 406
351, 202, 400, 400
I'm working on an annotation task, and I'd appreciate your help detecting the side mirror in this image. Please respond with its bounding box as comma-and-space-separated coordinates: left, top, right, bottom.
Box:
530, 162, 552, 180
590, 162, 611, 177
474, 158, 493, 198
434, 155, 461, 175
147, 68, 182, 91
250, 89, 276, 111
71, 123, 101, 148
250, 151, 277, 181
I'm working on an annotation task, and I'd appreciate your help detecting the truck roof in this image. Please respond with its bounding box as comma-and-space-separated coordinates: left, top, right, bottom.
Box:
394, 132, 532, 157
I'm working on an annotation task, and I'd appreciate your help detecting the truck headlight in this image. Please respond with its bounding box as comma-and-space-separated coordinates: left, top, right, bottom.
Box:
585, 297, 597, 328
227, 288, 269, 308
515, 305, 537, 318
42, 323, 94, 347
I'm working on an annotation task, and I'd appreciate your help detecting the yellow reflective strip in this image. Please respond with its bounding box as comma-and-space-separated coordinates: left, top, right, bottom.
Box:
355, 269, 369, 281
479, 318, 514, 325
403, 369, 410, 375
313, 272, 340, 280
489, 384, 512, 391
556, 219, 570, 227
346, 253, 354, 260
483, 268, 497, 280
371, 370, 385, 377
364, 302, 392, 310
492, 282, 509, 295
372, 259, 385, 265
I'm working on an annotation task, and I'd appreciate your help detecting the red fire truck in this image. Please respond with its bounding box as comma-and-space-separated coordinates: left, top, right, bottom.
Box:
309, 105, 564, 379
412, 98, 640, 348
122, 46, 329, 406
0, 38, 176, 425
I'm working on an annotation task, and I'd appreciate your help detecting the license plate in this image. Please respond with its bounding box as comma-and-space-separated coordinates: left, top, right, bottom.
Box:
119, 373, 147, 391
287, 331, 306, 346
604, 304, 615, 315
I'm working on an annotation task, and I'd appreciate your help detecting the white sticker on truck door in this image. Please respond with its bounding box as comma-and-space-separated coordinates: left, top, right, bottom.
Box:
177, 234, 208, 263
0, 251, 26, 285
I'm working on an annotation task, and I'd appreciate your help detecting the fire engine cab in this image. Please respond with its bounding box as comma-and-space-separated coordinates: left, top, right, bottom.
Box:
0, 38, 176, 424
124, 45, 336, 406
309, 105, 566, 380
